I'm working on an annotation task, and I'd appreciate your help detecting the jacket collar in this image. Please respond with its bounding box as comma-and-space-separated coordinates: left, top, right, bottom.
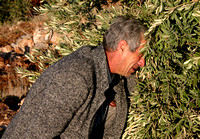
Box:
92, 44, 110, 96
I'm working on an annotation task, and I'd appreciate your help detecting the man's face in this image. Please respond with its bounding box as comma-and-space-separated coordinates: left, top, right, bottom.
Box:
118, 38, 146, 77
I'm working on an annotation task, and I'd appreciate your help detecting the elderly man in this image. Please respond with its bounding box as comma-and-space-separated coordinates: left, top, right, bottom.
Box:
2, 16, 147, 139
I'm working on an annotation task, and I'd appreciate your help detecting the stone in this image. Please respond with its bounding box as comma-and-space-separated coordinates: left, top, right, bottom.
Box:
16, 35, 34, 53
33, 27, 50, 49
0, 45, 13, 53
14, 46, 24, 54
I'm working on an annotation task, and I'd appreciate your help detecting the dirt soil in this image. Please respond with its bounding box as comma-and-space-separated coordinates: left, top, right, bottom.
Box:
0, 99, 20, 138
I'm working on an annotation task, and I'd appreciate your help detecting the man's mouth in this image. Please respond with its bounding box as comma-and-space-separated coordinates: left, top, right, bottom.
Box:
131, 66, 141, 73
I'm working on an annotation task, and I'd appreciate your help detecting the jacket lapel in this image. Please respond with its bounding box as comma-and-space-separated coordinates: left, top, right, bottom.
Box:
91, 45, 110, 102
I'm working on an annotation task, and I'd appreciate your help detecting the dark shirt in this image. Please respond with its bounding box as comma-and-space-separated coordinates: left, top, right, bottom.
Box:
90, 63, 119, 138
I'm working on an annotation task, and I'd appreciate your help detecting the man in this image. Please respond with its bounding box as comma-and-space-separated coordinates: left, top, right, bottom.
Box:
2, 16, 147, 138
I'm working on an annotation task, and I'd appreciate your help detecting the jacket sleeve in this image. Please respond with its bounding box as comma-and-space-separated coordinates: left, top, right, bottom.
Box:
2, 71, 89, 139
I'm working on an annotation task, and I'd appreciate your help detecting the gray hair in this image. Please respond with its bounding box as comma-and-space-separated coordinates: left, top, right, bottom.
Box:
103, 16, 147, 52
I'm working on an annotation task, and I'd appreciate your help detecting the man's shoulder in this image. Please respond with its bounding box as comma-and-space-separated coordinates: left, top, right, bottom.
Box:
38, 45, 106, 85
57, 45, 104, 71
41, 46, 98, 81
61, 45, 98, 63
60, 45, 97, 71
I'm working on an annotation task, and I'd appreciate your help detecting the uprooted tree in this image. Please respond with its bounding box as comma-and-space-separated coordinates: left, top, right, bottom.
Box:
17, 0, 200, 138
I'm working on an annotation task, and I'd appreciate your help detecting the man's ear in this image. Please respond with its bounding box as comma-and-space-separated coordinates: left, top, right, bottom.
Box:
116, 40, 128, 52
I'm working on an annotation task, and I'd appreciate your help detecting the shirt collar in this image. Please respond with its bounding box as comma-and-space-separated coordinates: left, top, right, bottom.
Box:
106, 63, 113, 84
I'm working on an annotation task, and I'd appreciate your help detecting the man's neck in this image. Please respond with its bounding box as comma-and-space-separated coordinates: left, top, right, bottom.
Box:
105, 50, 120, 75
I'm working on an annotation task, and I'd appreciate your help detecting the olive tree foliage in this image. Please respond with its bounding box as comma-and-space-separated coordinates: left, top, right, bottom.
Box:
123, 0, 200, 138
17, 0, 129, 83
17, 0, 200, 138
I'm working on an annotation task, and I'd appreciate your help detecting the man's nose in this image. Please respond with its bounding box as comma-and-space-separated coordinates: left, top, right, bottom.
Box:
138, 57, 145, 67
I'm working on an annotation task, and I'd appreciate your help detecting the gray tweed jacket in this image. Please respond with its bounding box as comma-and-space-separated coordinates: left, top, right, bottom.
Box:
2, 45, 136, 139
